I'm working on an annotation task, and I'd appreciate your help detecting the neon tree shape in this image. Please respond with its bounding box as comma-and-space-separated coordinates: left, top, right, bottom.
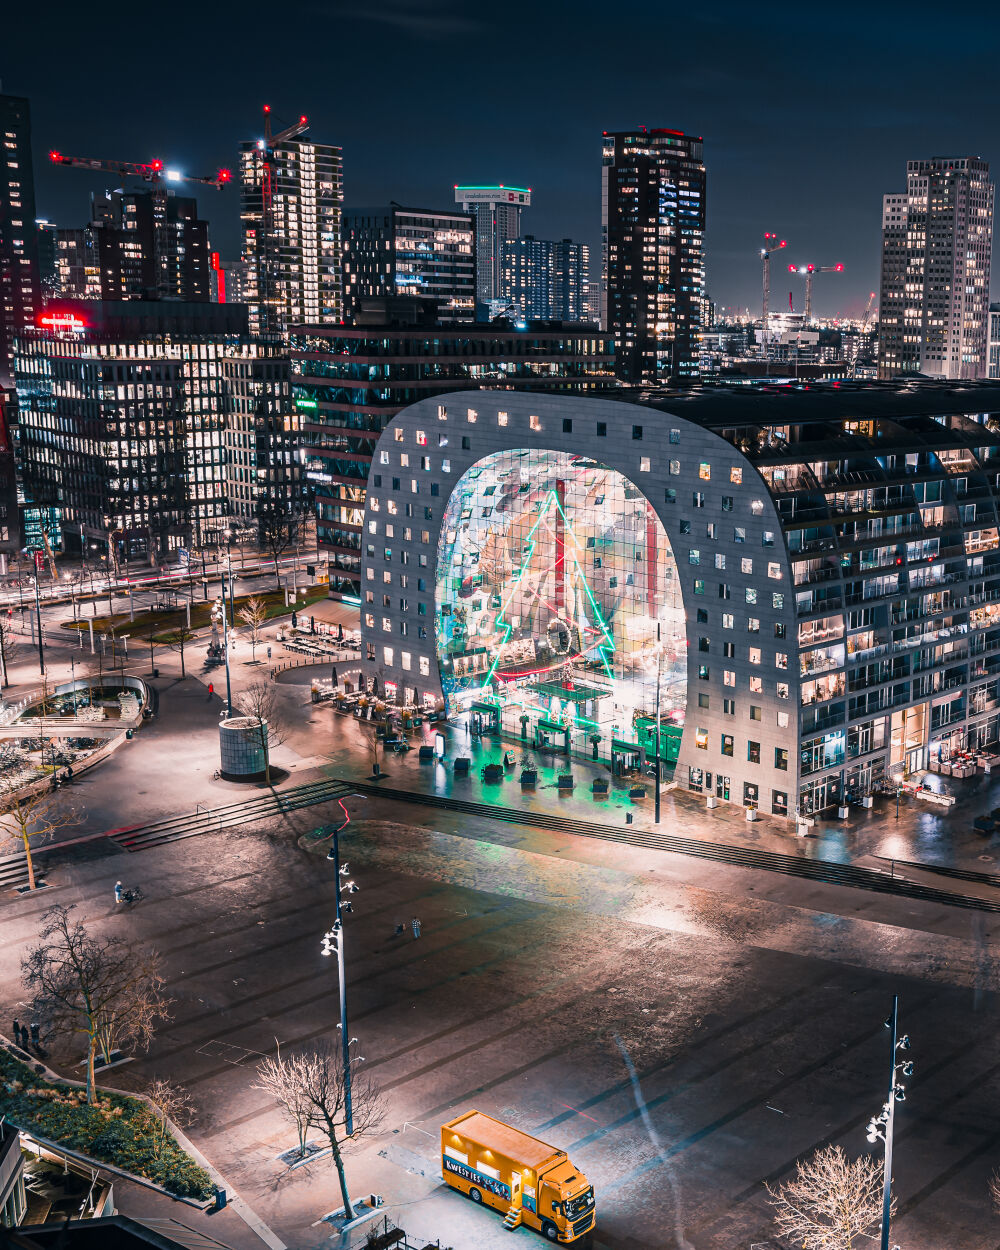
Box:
480, 485, 616, 691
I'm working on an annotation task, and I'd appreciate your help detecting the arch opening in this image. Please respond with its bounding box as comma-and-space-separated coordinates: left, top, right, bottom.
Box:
435, 448, 687, 763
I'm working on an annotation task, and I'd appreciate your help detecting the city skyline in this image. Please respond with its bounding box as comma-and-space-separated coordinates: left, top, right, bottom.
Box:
4, 0, 998, 320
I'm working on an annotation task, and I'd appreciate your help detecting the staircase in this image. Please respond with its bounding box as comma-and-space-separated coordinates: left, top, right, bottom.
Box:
502, 1206, 523, 1230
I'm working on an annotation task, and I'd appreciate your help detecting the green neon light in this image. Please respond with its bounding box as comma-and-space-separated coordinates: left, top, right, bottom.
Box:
295, 398, 317, 410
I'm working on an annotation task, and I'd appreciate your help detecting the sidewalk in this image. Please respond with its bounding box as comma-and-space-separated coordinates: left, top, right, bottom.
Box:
318, 707, 1000, 877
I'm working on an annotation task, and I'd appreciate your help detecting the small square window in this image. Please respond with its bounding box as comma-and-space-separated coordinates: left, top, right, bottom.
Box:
777, 710, 790, 728
724, 670, 736, 687
669, 429, 680, 444
768, 562, 782, 580
749, 676, 763, 693
775, 748, 788, 771
699, 462, 711, 481
747, 617, 760, 632
529, 414, 541, 431
748, 740, 761, 764
721, 734, 734, 757
722, 495, 733, 512
415, 429, 427, 446
467, 408, 478, 423
746, 587, 758, 604
633, 425, 643, 440
394, 428, 404, 443
698, 664, 710, 680
563, 418, 573, 433
762, 531, 774, 547
734, 526, 746, 543
498, 411, 509, 427
723, 697, 735, 715
461, 437, 471, 450
639, 457, 650, 472
380, 450, 390, 464
776, 682, 789, 700
680, 519, 691, 534
694, 579, 705, 594
698, 636, 710, 652
730, 466, 742, 484
741, 557, 753, 574
689, 549, 700, 565
669, 459, 680, 475
695, 728, 709, 750
749, 646, 761, 665
698, 692, 710, 708
664, 488, 676, 503
597, 422, 607, 436
722, 613, 734, 629
773, 592, 784, 610
751, 499, 765, 515
750, 705, 762, 721
696, 608, 709, 623
776, 652, 788, 669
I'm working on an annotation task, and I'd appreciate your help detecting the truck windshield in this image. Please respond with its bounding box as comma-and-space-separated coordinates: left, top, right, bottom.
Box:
564, 1188, 594, 1219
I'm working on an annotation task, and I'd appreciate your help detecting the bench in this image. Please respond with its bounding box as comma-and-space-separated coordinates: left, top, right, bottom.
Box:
454, 757, 470, 774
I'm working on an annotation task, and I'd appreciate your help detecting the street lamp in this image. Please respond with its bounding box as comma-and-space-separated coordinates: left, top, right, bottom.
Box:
210, 595, 233, 716
866, 995, 912, 1250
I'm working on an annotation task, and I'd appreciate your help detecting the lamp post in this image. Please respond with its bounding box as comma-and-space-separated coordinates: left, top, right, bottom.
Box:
319, 812, 361, 1136
211, 594, 233, 717
866, 995, 912, 1250
32, 574, 45, 676
654, 622, 662, 825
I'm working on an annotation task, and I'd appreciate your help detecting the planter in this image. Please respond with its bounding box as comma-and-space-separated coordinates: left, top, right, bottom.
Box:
862, 795, 873, 808
838, 804, 850, 819
745, 807, 757, 822
706, 795, 717, 808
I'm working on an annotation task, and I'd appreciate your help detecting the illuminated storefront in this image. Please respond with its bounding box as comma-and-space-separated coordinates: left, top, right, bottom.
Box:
436, 449, 686, 764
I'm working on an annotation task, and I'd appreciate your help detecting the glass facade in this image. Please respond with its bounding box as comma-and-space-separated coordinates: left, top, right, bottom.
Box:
435, 449, 686, 758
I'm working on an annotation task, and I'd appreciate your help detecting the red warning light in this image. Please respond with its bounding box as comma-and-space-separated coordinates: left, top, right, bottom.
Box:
299, 115, 308, 124
264, 104, 271, 113
49, 150, 61, 162
788, 264, 796, 272
835, 263, 844, 271
778, 240, 787, 248
217, 168, 232, 183
150, 160, 163, 171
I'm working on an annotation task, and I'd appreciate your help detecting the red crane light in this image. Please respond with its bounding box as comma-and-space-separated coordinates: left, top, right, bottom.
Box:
263, 104, 271, 113
835, 263, 844, 271
788, 264, 797, 272
217, 168, 232, 183
49, 150, 61, 162
299, 115, 308, 124
150, 160, 163, 171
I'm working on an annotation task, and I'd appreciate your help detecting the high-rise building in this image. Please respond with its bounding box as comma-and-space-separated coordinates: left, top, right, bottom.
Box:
500, 236, 589, 322
239, 131, 343, 335
454, 185, 531, 309
35, 219, 58, 297
0, 94, 41, 387
14, 300, 300, 563
986, 302, 1000, 381
601, 128, 706, 384
48, 191, 210, 303
288, 297, 618, 596
878, 157, 994, 380
342, 206, 475, 325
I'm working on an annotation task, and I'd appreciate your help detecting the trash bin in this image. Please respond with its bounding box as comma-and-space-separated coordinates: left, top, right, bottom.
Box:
151, 668, 159, 678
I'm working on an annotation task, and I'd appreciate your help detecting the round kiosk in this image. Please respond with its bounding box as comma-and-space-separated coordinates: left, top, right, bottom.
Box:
218, 716, 267, 780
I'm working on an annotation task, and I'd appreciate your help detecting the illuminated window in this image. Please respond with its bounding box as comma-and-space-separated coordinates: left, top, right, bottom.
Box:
715, 553, 726, 570
498, 411, 508, 427
776, 652, 788, 669
698, 664, 709, 680
768, 563, 781, 580
724, 670, 736, 686
746, 588, 757, 604
699, 462, 711, 480
775, 748, 788, 771
394, 428, 404, 442
741, 557, 753, 574
419, 656, 430, 675
747, 617, 759, 632
778, 710, 789, 728
722, 613, 734, 629
730, 466, 742, 484
401, 652, 412, 671
773, 592, 784, 609
669, 459, 680, 475
734, 527, 746, 543
751, 499, 764, 515
777, 682, 789, 699
416, 430, 427, 446
749, 647, 761, 665
529, 414, 541, 431
695, 728, 709, 749
749, 676, 763, 693
721, 734, 734, 756
383, 646, 394, 665
467, 408, 478, 423
748, 740, 761, 764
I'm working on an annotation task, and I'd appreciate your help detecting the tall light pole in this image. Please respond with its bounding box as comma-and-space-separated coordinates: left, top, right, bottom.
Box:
319, 810, 361, 1136
866, 994, 912, 1250
654, 622, 662, 825
32, 574, 45, 676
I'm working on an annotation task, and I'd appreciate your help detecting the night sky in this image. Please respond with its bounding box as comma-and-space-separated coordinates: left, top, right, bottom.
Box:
4, 0, 996, 320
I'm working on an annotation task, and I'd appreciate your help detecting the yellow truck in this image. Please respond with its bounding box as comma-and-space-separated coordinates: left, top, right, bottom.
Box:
441, 1110, 596, 1242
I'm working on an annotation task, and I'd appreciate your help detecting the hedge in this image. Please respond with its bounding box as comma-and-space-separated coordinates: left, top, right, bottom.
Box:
0, 1048, 213, 1200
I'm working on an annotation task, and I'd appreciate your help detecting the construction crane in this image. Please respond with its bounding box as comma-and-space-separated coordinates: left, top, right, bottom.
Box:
760, 233, 787, 373
849, 291, 877, 378
251, 106, 310, 332
49, 149, 231, 299
787, 262, 845, 322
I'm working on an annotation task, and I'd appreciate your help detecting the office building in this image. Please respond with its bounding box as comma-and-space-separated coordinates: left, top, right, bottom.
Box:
15, 300, 300, 563
878, 157, 994, 380
35, 219, 58, 296
359, 382, 1000, 821
454, 184, 530, 308
0, 94, 41, 387
342, 206, 475, 325
239, 131, 343, 335
0, 386, 20, 569
500, 236, 589, 322
988, 303, 1000, 380
601, 127, 706, 384
288, 298, 617, 595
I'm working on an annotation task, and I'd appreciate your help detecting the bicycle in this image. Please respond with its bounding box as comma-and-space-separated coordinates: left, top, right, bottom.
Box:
119, 886, 144, 906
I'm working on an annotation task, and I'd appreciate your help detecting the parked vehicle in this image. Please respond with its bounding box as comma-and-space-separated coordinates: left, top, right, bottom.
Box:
441, 1110, 595, 1242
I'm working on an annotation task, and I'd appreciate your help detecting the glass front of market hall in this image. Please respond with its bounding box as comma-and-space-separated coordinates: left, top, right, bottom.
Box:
436, 448, 687, 771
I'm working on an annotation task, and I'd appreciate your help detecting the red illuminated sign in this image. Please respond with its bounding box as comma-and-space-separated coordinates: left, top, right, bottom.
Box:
38, 312, 87, 332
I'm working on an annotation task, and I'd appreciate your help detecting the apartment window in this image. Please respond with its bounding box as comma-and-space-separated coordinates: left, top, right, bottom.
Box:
706, 522, 717, 539
721, 734, 734, 757
722, 495, 733, 512
746, 588, 758, 604
597, 422, 607, 436
693, 492, 705, 508
750, 705, 762, 721
698, 636, 710, 652
394, 428, 404, 442
466, 408, 478, 423
747, 617, 760, 632
438, 433, 448, 447
669, 459, 680, 475
383, 646, 394, 665
719, 583, 731, 600
694, 579, 705, 594
400, 454, 410, 467
773, 592, 784, 610
461, 437, 471, 450
772, 790, 788, 816
749, 647, 761, 665
776, 682, 789, 699
724, 670, 736, 687
762, 531, 774, 547
730, 466, 743, 484
639, 457, 650, 472
664, 488, 676, 503
669, 429, 680, 444
768, 562, 782, 580
632, 424, 643, 440
364, 613, 375, 629
723, 641, 735, 658
698, 693, 710, 708
419, 656, 430, 675
380, 450, 390, 464
775, 748, 788, 771
723, 697, 736, 716
775, 622, 786, 639
699, 462, 711, 480
698, 664, 710, 680
749, 676, 763, 693
751, 499, 764, 516
696, 728, 709, 750
680, 519, 691, 534
745, 781, 760, 807
498, 411, 509, 427
562, 418, 573, 433
776, 652, 788, 669
777, 710, 790, 728
748, 740, 761, 764
741, 557, 753, 574
722, 613, 734, 629
530, 414, 541, 431
415, 429, 427, 446
715, 553, 726, 570
734, 526, 746, 543
689, 549, 700, 565
697, 608, 709, 623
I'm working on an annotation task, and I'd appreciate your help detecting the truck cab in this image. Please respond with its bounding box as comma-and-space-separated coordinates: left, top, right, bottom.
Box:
539, 1160, 596, 1242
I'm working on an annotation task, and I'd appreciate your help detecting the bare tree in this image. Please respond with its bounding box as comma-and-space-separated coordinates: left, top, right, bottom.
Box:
145, 1078, 194, 1158
258, 505, 302, 589
238, 596, 267, 662
0, 778, 76, 891
22, 905, 171, 1104
359, 722, 382, 777
166, 620, 196, 679
233, 677, 288, 784
766, 1145, 886, 1250
0, 614, 20, 687
252, 1042, 384, 1220
990, 1168, 1000, 1214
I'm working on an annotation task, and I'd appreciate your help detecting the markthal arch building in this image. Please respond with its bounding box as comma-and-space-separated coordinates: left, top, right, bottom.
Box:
359, 384, 1000, 822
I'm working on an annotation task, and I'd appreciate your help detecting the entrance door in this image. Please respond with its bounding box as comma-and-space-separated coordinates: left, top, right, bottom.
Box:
510, 1173, 521, 1208
716, 775, 730, 800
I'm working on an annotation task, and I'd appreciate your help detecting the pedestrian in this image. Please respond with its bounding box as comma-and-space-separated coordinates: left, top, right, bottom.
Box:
114, 880, 123, 905
267, 645, 272, 660
29, 1022, 39, 1048
291, 611, 298, 629
393, 922, 405, 937
411, 917, 421, 939
207, 682, 214, 702
12, 1018, 21, 1046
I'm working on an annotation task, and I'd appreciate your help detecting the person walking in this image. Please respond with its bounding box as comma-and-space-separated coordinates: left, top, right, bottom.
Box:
114, 880, 123, 905
267, 645, 272, 661
12, 1018, 22, 1047
207, 682, 214, 702
29, 1022, 40, 1048
411, 916, 421, 939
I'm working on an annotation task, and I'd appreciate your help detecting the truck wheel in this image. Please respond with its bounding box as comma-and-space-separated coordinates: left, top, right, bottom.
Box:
541, 1221, 559, 1241
468, 1187, 483, 1204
